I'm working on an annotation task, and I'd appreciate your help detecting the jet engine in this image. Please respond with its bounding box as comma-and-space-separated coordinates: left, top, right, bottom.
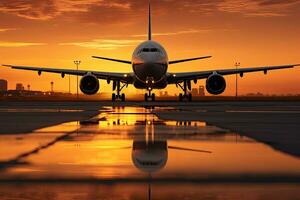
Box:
80, 73, 100, 95
206, 74, 226, 95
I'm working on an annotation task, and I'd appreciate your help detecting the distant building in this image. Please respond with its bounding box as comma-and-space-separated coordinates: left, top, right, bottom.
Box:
159, 91, 169, 97
191, 88, 199, 96
191, 86, 205, 96
16, 83, 25, 91
199, 86, 205, 96
0, 79, 8, 91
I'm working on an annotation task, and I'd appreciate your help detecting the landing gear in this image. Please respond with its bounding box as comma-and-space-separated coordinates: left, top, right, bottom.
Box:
179, 93, 192, 102
112, 93, 126, 102
145, 89, 155, 102
177, 80, 193, 102
121, 93, 125, 101
188, 93, 192, 102
112, 80, 127, 102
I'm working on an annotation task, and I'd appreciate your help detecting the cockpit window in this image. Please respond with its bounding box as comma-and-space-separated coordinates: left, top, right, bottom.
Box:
138, 47, 162, 54
150, 48, 158, 52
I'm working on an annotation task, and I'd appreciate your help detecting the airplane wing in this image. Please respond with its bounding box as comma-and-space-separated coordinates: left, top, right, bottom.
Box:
2, 65, 133, 83
167, 64, 300, 83
92, 56, 131, 64
169, 56, 212, 65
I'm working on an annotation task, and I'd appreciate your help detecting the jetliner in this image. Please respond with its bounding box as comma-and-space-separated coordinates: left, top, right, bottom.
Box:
2, 0, 299, 102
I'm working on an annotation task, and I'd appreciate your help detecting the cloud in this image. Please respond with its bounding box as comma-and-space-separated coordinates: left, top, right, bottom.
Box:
258, 0, 300, 6
0, 0, 299, 21
0, 0, 131, 20
0, 28, 16, 32
160, 0, 300, 17
217, 0, 300, 17
0, 0, 58, 20
56, 0, 130, 12
61, 39, 142, 50
0, 41, 45, 47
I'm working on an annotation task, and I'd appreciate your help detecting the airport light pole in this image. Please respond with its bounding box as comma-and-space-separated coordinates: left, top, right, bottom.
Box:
51, 81, 54, 93
69, 75, 71, 94
235, 62, 240, 98
74, 60, 81, 99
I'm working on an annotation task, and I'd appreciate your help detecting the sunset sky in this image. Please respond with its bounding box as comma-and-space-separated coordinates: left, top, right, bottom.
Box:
0, 0, 300, 95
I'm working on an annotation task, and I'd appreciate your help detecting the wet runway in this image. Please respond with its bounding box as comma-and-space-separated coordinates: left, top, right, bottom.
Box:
0, 106, 300, 199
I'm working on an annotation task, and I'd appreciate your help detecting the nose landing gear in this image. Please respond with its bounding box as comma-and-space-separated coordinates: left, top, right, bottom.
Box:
145, 89, 156, 102
112, 93, 126, 102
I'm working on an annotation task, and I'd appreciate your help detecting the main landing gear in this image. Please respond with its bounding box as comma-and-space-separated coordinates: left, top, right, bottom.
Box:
177, 80, 193, 102
112, 80, 127, 102
145, 89, 156, 102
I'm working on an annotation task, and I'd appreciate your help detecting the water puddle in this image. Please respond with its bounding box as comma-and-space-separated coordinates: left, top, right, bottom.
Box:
0, 106, 300, 199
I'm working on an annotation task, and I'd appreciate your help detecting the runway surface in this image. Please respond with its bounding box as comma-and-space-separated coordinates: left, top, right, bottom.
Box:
0, 102, 299, 199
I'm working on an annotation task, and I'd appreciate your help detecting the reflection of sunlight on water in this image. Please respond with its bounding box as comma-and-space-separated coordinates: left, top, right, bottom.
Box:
34, 121, 79, 133
103, 106, 152, 114
8, 168, 45, 173
0, 121, 80, 161
1, 106, 300, 184
165, 121, 206, 127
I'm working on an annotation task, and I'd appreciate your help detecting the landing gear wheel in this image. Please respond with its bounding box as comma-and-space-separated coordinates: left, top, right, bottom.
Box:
112, 93, 116, 102
121, 93, 126, 102
179, 93, 183, 102
144, 92, 155, 102
152, 93, 155, 102
188, 93, 192, 102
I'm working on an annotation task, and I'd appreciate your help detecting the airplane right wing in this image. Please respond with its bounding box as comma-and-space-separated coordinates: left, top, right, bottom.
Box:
169, 56, 212, 65
167, 64, 300, 83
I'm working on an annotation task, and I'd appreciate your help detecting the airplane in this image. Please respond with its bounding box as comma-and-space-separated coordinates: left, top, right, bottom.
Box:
2, 0, 299, 102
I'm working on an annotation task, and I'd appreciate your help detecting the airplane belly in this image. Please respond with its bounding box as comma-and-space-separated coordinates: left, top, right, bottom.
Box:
133, 77, 168, 89
133, 63, 167, 82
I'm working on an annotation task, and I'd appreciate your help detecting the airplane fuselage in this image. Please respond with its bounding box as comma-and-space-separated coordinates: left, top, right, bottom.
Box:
132, 41, 169, 89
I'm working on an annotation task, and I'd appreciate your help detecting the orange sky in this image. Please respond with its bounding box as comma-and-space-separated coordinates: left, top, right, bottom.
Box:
0, 0, 300, 95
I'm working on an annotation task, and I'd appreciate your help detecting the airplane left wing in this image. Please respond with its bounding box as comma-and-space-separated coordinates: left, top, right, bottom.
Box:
2, 65, 133, 83
167, 64, 300, 83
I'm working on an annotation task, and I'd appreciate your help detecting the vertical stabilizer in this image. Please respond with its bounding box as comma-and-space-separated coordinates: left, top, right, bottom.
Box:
148, 0, 152, 40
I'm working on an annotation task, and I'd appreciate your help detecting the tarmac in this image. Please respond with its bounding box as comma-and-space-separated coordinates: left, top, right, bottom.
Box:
0, 101, 300, 199
0, 101, 299, 158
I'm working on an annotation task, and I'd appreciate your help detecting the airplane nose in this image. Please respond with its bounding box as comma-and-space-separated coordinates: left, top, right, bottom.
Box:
143, 56, 166, 65
142, 55, 158, 64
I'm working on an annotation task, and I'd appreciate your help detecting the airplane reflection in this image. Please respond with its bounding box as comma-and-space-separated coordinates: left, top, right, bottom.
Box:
136, 120, 210, 174
131, 119, 211, 200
